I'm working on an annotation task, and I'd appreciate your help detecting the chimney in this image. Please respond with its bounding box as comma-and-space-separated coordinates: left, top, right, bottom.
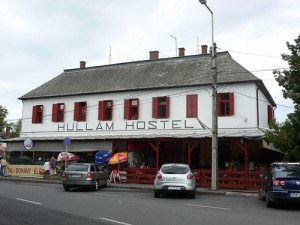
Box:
149, 51, 159, 60
80, 61, 86, 68
178, 48, 185, 57
201, 45, 208, 54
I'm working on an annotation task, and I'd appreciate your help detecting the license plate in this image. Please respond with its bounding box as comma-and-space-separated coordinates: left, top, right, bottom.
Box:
70, 175, 81, 178
168, 186, 180, 190
290, 193, 300, 197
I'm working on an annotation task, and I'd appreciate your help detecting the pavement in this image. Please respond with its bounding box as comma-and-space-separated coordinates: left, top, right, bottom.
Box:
0, 175, 259, 198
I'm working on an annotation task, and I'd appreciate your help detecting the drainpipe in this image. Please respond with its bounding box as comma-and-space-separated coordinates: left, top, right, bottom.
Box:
256, 87, 259, 127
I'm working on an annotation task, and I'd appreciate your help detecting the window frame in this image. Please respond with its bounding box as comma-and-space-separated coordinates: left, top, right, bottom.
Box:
124, 98, 139, 120
186, 94, 198, 118
74, 101, 87, 122
99, 100, 113, 121
217, 92, 234, 117
32, 105, 43, 124
52, 103, 65, 122
152, 96, 170, 119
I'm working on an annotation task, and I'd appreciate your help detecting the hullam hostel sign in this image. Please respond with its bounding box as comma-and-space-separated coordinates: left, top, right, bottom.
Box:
57, 119, 206, 132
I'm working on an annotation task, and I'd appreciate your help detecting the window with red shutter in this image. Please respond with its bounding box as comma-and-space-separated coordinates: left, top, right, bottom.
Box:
186, 94, 198, 118
32, 105, 43, 123
124, 99, 139, 120
52, 103, 64, 122
217, 93, 234, 116
152, 96, 170, 119
99, 100, 113, 120
74, 101, 87, 121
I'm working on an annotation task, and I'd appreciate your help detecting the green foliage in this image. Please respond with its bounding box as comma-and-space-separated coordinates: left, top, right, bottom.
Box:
7, 119, 22, 138
266, 35, 300, 160
0, 105, 8, 132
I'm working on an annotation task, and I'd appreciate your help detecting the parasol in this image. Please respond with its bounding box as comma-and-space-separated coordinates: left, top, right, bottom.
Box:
95, 150, 112, 164
57, 152, 79, 162
108, 152, 128, 165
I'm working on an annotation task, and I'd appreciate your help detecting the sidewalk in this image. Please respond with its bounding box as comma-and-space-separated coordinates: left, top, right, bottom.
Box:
0, 175, 258, 198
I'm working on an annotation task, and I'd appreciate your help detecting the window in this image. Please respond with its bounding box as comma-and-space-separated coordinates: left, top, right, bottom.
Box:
52, 103, 65, 122
268, 105, 274, 124
32, 105, 43, 123
152, 96, 170, 119
74, 101, 87, 121
124, 98, 139, 120
217, 93, 234, 116
186, 94, 198, 118
99, 100, 113, 121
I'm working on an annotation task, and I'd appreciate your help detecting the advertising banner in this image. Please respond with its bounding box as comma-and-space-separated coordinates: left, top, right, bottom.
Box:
7, 165, 44, 178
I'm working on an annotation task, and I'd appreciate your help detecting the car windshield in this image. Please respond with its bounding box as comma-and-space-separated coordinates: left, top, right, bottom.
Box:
273, 165, 300, 177
66, 164, 89, 172
161, 166, 189, 174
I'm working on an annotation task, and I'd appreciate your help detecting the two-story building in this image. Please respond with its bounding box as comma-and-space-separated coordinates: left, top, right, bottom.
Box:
6, 46, 280, 188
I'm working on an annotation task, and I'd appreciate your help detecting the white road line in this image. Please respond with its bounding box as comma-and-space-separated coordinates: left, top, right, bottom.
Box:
16, 198, 42, 205
93, 193, 118, 197
99, 217, 132, 225
185, 203, 232, 211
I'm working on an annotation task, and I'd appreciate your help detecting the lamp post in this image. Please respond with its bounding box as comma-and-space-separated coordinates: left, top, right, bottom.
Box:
198, 0, 218, 190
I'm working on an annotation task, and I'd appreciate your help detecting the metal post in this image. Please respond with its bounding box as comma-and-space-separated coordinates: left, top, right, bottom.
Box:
65, 145, 67, 171
199, 0, 218, 190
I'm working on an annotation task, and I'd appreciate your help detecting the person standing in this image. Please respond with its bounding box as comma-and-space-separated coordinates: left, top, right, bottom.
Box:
43, 159, 50, 179
49, 157, 56, 181
1, 156, 8, 177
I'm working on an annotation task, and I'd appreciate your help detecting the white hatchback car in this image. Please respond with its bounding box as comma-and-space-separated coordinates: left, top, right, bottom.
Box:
154, 163, 196, 198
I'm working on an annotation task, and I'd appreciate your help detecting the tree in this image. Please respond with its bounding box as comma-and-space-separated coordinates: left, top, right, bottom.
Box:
266, 35, 300, 160
8, 119, 22, 138
0, 105, 8, 133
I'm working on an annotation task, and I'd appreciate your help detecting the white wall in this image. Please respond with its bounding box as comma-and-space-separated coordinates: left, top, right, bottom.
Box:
21, 82, 267, 137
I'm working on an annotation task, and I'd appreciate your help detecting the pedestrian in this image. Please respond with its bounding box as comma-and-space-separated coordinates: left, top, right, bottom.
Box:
49, 157, 56, 181
0, 156, 8, 177
43, 159, 50, 179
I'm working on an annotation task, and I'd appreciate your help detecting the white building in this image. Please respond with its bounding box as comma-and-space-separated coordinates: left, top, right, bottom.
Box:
6, 47, 279, 182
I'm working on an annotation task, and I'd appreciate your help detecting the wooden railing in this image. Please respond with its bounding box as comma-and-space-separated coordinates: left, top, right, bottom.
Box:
119, 168, 267, 189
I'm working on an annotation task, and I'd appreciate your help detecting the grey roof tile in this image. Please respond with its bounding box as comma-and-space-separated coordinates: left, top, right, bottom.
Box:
19, 52, 262, 100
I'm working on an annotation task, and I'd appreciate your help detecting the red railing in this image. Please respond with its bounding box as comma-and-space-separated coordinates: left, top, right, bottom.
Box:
119, 168, 267, 189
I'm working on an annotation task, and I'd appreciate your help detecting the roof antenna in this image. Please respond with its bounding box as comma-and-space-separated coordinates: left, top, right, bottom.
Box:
109, 46, 112, 64
170, 35, 177, 57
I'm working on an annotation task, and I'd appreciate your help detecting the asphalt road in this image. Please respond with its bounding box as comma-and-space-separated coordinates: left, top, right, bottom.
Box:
0, 180, 300, 225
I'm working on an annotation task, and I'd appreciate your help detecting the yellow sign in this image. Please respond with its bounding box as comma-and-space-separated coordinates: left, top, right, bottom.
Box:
7, 165, 44, 178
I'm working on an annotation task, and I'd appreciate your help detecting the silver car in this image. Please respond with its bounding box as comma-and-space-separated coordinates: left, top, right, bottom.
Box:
62, 163, 109, 191
154, 163, 196, 198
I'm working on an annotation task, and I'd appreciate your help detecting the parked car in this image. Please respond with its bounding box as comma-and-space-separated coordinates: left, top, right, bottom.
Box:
259, 162, 300, 207
62, 163, 109, 191
154, 163, 196, 198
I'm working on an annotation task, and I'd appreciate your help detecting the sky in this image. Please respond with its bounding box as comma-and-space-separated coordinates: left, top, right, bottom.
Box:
0, 0, 299, 124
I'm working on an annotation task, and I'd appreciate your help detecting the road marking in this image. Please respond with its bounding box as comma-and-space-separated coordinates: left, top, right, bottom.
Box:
16, 198, 42, 205
99, 217, 132, 225
93, 193, 118, 197
185, 203, 232, 211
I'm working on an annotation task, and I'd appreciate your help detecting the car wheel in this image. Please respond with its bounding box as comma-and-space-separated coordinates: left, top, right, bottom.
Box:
92, 180, 99, 191
154, 190, 161, 198
190, 189, 196, 199
63, 185, 70, 192
266, 193, 274, 208
105, 177, 110, 187
259, 188, 265, 201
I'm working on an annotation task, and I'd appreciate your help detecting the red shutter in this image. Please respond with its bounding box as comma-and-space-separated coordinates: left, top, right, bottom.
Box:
268, 105, 273, 124
152, 97, 158, 118
110, 100, 114, 120
166, 96, 170, 118
186, 95, 192, 118
32, 106, 37, 123
98, 101, 104, 120
74, 102, 80, 121
136, 99, 139, 119
217, 94, 221, 116
52, 104, 58, 122
124, 99, 130, 119
60, 103, 65, 122
229, 93, 234, 116
193, 94, 198, 117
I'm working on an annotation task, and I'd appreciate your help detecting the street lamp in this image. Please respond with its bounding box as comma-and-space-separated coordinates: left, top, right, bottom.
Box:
198, 0, 218, 190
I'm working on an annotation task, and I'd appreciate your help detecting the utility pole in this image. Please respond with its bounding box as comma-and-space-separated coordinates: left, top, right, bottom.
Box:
198, 0, 218, 191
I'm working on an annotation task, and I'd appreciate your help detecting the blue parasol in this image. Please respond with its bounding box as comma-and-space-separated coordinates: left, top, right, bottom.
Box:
95, 150, 112, 165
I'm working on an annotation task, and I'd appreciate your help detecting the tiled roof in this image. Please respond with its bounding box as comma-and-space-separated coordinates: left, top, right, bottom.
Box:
19, 52, 269, 102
